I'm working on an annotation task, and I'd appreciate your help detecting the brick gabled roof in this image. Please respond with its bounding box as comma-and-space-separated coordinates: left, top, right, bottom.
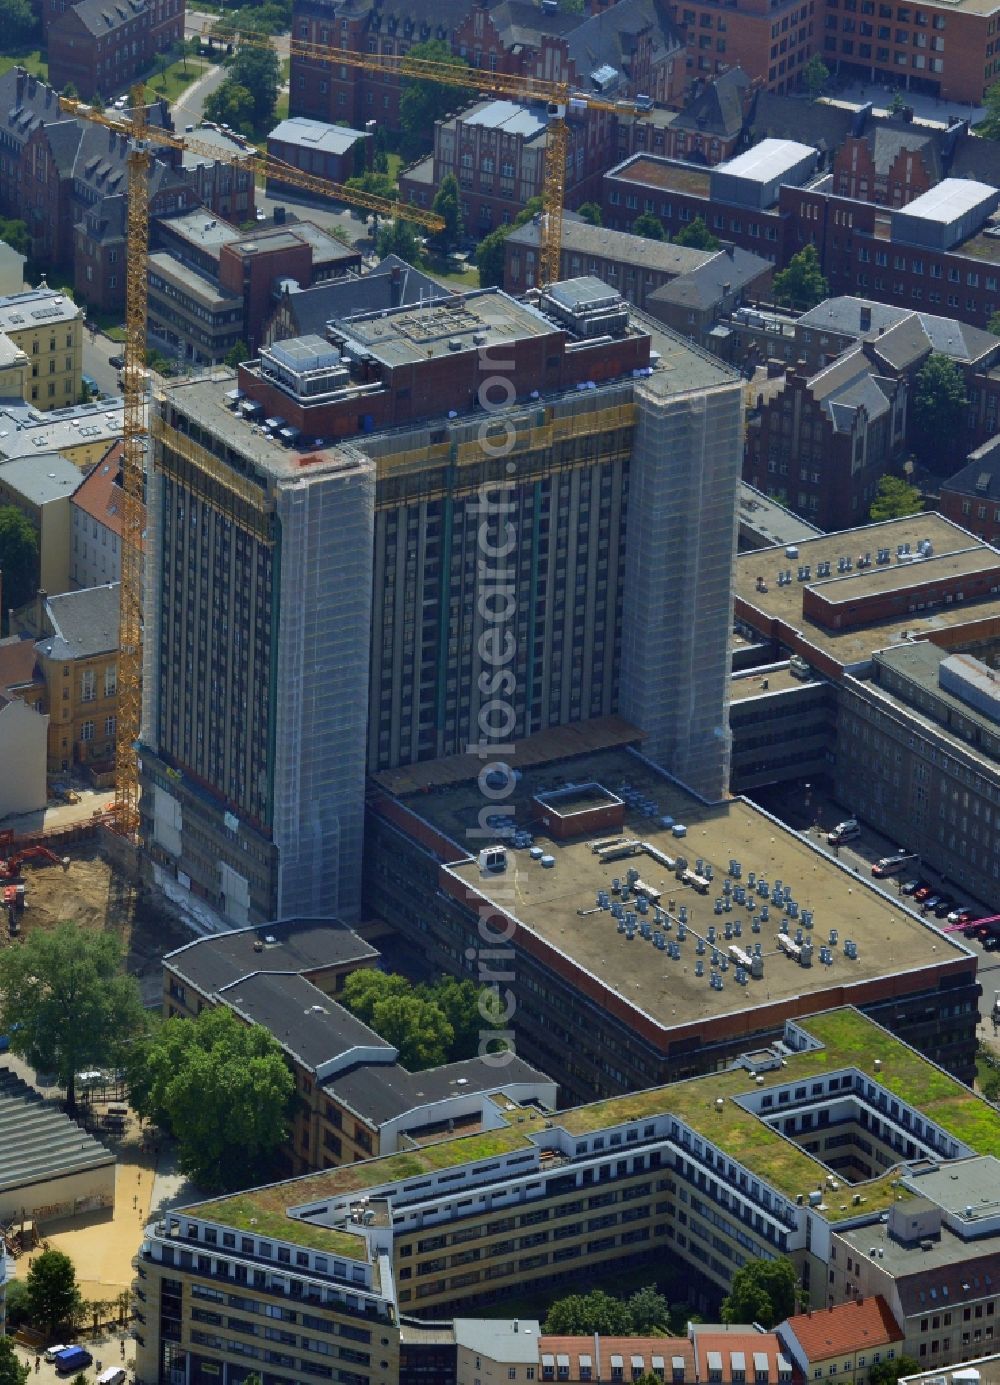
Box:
71, 442, 128, 540
0, 635, 42, 697
780, 1297, 903, 1362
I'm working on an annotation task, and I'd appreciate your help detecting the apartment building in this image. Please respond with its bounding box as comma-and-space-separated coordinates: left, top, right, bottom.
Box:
69, 442, 143, 593
0, 332, 27, 399
0, 285, 82, 412
0, 397, 124, 468
139, 281, 742, 927
366, 738, 979, 1100
266, 118, 371, 194
160, 918, 556, 1179
835, 642, 1000, 908
503, 215, 773, 333
744, 349, 907, 531
940, 439, 1000, 545
9, 584, 119, 778
290, 0, 685, 134
0, 454, 82, 595
130, 1008, 1000, 1385
47, 0, 184, 101
777, 1298, 905, 1385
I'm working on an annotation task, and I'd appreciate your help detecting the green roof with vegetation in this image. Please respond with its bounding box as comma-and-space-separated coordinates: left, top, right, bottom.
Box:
183, 1009, 1000, 1250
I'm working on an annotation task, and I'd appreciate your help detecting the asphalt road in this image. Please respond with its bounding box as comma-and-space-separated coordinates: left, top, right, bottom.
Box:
171, 60, 229, 129
81, 327, 123, 399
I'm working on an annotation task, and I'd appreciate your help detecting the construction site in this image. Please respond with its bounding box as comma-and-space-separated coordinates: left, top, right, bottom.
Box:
0, 817, 193, 1006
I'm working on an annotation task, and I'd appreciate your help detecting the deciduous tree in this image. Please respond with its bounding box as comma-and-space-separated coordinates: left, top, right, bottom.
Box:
544, 1289, 634, 1336
577, 201, 602, 226
721, 1257, 798, 1329
0, 1337, 28, 1385
376, 218, 424, 265
399, 40, 473, 158
869, 474, 921, 521
911, 351, 967, 470
674, 215, 720, 250
25, 1249, 81, 1338
0, 923, 145, 1111
772, 243, 828, 310
633, 211, 666, 241
127, 1006, 294, 1191
0, 504, 38, 627
803, 54, 829, 99
431, 172, 463, 250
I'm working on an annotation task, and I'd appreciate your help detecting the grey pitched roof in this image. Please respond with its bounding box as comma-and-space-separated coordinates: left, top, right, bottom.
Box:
80, 193, 127, 244
328, 1052, 552, 1126
68, 0, 146, 37
647, 243, 772, 311
948, 131, 1000, 189
863, 310, 999, 371
0, 68, 66, 151
868, 123, 941, 182
797, 295, 911, 337
941, 436, 1000, 502
44, 120, 85, 176
674, 67, 751, 140
164, 916, 379, 997
491, 0, 580, 47
278, 255, 455, 338
749, 92, 855, 159
36, 583, 119, 662
0, 1067, 115, 1193
565, 0, 681, 90
506, 212, 715, 276
809, 349, 893, 430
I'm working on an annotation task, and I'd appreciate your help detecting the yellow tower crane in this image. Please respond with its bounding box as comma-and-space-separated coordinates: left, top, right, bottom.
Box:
197, 25, 649, 284
58, 90, 445, 835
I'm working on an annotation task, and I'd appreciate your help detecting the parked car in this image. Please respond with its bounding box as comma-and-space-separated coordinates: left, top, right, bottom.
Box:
921, 894, 943, 912
914, 883, 934, 902
933, 897, 955, 918
947, 906, 975, 925
827, 818, 860, 845
44, 1346, 68, 1363
81, 373, 99, 395
108, 353, 125, 369
900, 879, 924, 896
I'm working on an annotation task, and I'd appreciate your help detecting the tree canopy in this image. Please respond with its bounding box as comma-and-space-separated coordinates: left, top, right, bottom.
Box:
399, 40, 474, 158
869, 1358, 920, 1385
476, 226, 508, 287
0, 0, 38, 46
224, 339, 249, 369
772, 244, 828, 310
543, 1286, 670, 1336
0, 922, 145, 1111
431, 173, 464, 251
911, 352, 967, 470
577, 201, 602, 226
0, 505, 38, 630
25, 1249, 81, 1338
633, 211, 666, 241
0, 1337, 28, 1385
126, 1006, 294, 1191
981, 82, 1000, 140
203, 80, 255, 135
869, 474, 922, 521
721, 1257, 798, 1329
803, 53, 829, 99
674, 215, 720, 250
0, 216, 29, 256
340, 971, 500, 1068
376, 218, 424, 265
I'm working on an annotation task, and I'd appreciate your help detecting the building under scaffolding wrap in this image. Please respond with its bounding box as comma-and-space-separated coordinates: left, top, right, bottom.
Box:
139, 279, 743, 926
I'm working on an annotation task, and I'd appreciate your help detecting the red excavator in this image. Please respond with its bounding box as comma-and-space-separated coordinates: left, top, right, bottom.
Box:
0, 844, 68, 882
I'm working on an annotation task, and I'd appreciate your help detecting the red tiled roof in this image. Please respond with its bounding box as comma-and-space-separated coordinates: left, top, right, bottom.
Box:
692, 1330, 787, 1384
781, 1297, 903, 1362
538, 1336, 694, 1381
0, 636, 41, 697
70, 441, 126, 539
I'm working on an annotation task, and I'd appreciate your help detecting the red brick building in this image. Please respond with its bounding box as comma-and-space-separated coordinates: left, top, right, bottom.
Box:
289, 0, 685, 132
47, 0, 184, 102
939, 437, 1000, 543
744, 349, 908, 530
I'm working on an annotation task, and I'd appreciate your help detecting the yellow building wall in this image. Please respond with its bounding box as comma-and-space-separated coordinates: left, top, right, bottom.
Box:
7, 314, 83, 412
0, 355, 28, 401
37, 649, 118, 774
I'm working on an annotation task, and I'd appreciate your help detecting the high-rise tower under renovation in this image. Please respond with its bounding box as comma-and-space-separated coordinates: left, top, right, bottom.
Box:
140, 278, 743, 925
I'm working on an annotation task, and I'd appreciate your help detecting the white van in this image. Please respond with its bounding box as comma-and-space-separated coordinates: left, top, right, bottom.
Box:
827, 818, 860, 845
98, 1369, 127, 1385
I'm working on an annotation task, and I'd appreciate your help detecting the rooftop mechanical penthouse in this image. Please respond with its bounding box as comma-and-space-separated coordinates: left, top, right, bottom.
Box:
366, 739, 981, 1100
140, 282, 743, 927
131, 1009, 1000, 1385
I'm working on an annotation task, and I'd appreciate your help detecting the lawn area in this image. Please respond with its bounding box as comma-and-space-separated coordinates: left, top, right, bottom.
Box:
147, 55, 212, 103
0, 49, 47, 81
423, 251, 479, 287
